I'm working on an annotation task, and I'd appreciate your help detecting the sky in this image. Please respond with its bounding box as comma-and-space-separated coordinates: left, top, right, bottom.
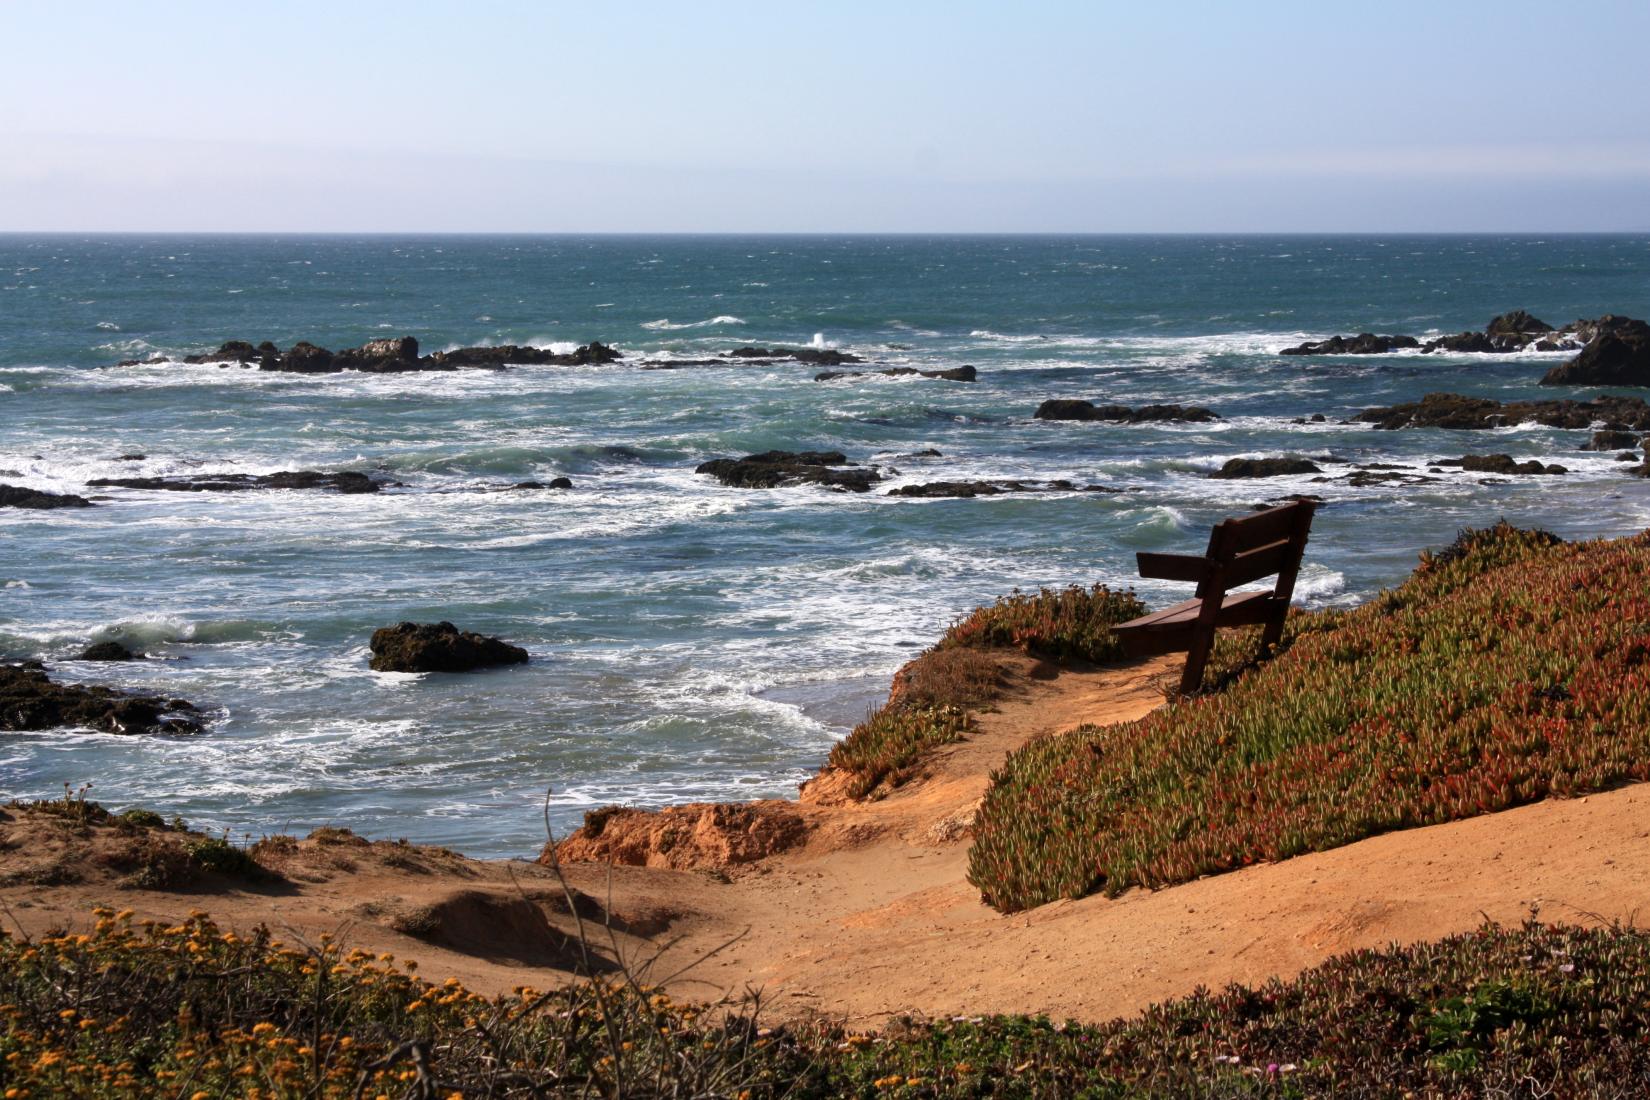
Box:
2, 0, 1648, 233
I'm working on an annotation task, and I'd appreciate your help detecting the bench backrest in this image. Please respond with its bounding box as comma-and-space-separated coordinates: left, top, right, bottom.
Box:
1198, 499, 1316, 598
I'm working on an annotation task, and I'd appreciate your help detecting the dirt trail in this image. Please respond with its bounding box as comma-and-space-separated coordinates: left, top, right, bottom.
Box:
7, 654, 1650, 1025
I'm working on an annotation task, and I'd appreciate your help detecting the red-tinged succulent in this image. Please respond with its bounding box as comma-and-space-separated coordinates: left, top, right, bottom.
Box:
969, 524, 1650, 912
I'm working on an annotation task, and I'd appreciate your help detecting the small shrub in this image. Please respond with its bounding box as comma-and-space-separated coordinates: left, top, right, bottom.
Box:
889, 647, 1010, 711
939, 583, 1148, 665
827, 705, 970, 799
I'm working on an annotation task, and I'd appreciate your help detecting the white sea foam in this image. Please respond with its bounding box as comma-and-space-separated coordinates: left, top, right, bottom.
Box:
640, 315, 746, 331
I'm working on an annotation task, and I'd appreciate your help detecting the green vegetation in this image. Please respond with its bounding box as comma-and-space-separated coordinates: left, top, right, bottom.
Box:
4, 913, 1647, 1097
825, 585, 1145, 799
826, 704, 972, 799
968, 524, 1650, 911
937, 583, 1147, 665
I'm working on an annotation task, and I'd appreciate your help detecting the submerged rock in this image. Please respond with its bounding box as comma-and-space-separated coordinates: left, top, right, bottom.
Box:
174, 337, 623, 373
1034, 400, 1219, 423
727, 346, 862, 366
815, 365, 977, 382
1582, 429, 1644, 451
1541, 316, 1650, 387
1439, 454, 1568, 476
367, 622, 529, 674
1210, 456, 1323, 479
0, 661, 201, 734
77, 642, 139, 662
1357, 392, 1650, 431
0, 484, 94, 509
507, 477, 573, 490
1280, 333, 1421, 356
887, 479, 1123, 498
695, 451, 881, 492
87, 471, 392, 494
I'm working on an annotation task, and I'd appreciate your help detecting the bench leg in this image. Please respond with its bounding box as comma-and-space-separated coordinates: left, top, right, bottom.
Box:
1180, 623, 1216, 696
1261, 612, 1286, 651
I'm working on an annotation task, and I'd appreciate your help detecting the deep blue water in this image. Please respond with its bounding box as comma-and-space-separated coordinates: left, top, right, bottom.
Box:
3, 234, 1649, 856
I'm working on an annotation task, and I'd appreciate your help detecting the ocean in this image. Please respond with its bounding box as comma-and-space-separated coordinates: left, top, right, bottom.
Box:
3, 234, 1649, 857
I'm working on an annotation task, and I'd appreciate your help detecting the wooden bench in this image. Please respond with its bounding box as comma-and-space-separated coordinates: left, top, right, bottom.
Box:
1112, 499, 1316, 695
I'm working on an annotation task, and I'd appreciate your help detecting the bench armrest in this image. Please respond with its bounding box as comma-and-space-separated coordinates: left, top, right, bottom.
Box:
1136, 551, 1213, 583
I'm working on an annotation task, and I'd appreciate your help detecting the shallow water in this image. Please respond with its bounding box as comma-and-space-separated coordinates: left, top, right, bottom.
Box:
3, 234, 1649, 856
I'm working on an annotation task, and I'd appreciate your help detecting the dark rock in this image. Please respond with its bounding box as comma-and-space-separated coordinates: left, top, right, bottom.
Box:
87, 470, 391, 494
184, 340, 264, 365
278, 342, 336, 372
1358, 392, 1650, 431
172, 337, 623, 374
1486, 310, 1554, 336
1582, 430, 1643, 451
114, 453, 147, 461
694, 451, 880, 492
727, 347, 863, 366
1422, 331, 1498, 353
887, 480, 1123, 499
506, 477, 573, 490
78, 642, 138, 662
1438, 454, 1566, 476
1541, 316, 1650, 387
1210, 457, 1322, 479
1034, 400, 1219, 423
0, 661, 201, 734
0, 484, 94, 509
1280, 333, 1421, 356
367, 622, 529, 674
815, 365, 976, 383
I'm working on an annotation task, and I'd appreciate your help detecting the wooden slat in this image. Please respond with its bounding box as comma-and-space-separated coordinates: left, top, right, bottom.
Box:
1220, 501, 1312, 555
1222, 538, 1293, 588
1135, 551, 1213, 583
1114, 597, 1202, 631
1116, 590, 1275, 632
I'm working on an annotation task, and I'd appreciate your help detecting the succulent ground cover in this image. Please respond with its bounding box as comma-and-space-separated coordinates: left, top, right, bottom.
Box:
4, 913, 1648, 1097
825, 586, 1146, 798
968, 523, 1650, 912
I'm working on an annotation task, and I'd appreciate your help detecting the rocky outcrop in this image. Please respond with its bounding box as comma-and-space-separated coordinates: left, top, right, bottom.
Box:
1486, 310, 1554, 337
172, 337, 623, 373
727, 346, 861, 366
1281, 312, 1588, 357
367, 622, 529, 674
888, 480, 1124, 498
695, 451, 881, 492
77, 642, 139, 661
816, 365, 977, 382
546, 800, 808, 871
1440, 454, 1568, 476
1034, 400, 1219, 423
507, 477, 573, 490
1281, 334, 1421, 356
1582, 430, 1644, 451
1541, 316, 1650, 387
1358, 393, 1650, 431
87, 471, 392, 494
0, 485, 94, 509
1210, 457, 1323, 479
0, 661, 201, 734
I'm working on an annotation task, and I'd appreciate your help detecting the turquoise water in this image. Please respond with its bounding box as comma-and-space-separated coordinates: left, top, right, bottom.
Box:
3, 234, 1649, 857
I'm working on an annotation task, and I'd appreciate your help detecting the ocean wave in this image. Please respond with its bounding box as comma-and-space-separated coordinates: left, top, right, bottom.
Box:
640, 315, 746, 331
89, 616, 290, 647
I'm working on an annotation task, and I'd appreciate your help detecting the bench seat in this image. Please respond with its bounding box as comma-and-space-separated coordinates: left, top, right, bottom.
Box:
1113, 590, 1283, 657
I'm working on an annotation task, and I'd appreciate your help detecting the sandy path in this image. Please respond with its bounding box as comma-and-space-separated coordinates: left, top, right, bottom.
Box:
7, 654, 1650, 1024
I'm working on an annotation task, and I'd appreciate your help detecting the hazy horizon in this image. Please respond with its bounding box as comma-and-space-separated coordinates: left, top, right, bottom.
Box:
5, 0, 1648, 233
